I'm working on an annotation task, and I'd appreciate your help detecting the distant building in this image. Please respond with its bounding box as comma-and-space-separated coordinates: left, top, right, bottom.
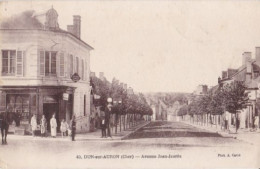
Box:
167, 101, 181, 121
193, 85, 208, 96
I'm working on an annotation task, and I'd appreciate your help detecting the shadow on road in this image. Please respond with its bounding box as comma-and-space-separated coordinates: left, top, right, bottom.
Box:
126, 121, 222, 140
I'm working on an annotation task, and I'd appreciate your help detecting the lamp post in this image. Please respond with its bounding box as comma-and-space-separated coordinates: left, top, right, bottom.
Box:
113, 100, 118, 134
118, 100, 122, 132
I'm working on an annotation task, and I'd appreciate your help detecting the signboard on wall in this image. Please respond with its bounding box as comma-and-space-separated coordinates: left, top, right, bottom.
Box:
63, 93, 69, 101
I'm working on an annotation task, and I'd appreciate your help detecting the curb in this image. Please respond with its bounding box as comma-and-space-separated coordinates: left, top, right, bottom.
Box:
181, 121, 235, 138
121, 121, 151, 140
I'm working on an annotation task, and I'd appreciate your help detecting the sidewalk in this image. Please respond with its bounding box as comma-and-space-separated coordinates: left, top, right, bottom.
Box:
7, 121, 151, 142
181, 120, 260, 146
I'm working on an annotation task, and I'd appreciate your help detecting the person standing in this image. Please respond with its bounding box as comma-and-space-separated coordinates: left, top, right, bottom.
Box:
100, 115, 106, 138
60, 119, 68, 138
70, 115, 76, 141
50, 114, 57, 138
105, 104, 112, 138
30, 114, 37, 137
40, 115, 47, 137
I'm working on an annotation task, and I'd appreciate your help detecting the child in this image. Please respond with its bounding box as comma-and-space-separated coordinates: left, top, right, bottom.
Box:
60, 119, 68, 137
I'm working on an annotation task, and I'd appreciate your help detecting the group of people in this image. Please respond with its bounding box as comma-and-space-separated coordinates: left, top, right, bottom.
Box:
30, 114, 76, 141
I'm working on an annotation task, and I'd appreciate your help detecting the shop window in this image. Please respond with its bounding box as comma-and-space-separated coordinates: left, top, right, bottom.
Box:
6, 94, 30, 124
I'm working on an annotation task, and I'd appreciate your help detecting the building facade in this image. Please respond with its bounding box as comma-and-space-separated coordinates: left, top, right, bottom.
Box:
0, 8, 93, 134
219, 48, 260, 129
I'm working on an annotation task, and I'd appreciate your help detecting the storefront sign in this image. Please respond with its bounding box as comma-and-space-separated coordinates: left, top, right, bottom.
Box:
43, 95, 58, 103
63, 93, 69, 101
71, 73, 81, 82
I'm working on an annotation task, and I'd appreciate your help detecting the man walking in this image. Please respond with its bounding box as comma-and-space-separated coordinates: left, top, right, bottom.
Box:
105, 103, 112, 138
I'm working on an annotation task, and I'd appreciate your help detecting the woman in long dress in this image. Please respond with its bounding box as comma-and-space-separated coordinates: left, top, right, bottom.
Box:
50, 114, 57, 138
30, 114, 37, 137
40, 115, 47, 137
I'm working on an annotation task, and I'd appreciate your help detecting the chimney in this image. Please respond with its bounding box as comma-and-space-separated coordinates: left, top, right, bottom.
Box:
73, 15, 81, 39
242, 52, 252, 65
67, 15, 81, 39
256, 47, 260, 63
246, 57, 252, 82
67, 25, 74, 35
222, 71, 227, 79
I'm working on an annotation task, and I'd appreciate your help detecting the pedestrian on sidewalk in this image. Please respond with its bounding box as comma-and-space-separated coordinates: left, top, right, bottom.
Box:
105, 103, 112, 138
60, 119, 68, 137
100, 116, 106, 138
40, 115, 47, 137
50, 114, 57, 138
70, 115, 76, 141
30, 114, 37, 137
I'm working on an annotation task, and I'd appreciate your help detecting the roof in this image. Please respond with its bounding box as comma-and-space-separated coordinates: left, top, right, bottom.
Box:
0, 9, 93, 50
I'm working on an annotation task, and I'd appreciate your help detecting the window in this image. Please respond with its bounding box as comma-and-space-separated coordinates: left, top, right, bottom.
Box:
84, 95, 86, 116
82, 59, 84, 80
2, 50, 16, 75
2, 50, 24, 76
59, 52, 65, 77
70, 55, 74, 76
44, 51, 57, 76
76, 57, 79, 73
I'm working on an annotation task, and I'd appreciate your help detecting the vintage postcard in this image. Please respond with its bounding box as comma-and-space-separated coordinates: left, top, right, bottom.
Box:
0, 0, 259, 169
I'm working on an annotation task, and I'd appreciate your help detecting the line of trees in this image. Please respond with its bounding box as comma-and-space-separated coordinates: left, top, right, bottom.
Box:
177, 81, 249, 132
90, 76, 152, 132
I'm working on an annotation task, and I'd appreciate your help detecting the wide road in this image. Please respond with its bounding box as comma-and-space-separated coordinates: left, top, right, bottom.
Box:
0, 121, 258, 169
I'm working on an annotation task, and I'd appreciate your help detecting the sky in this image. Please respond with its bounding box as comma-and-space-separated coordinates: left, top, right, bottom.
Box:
1, 1, 260, 93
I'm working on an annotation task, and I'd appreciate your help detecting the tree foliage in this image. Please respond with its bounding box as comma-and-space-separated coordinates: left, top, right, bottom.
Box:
90, 76, 152, 116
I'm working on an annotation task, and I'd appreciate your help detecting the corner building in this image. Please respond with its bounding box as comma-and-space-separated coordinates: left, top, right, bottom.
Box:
0, 8, 93, 133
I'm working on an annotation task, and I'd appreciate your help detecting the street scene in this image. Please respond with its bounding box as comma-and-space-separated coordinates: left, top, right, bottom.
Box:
0, 1, 260, 169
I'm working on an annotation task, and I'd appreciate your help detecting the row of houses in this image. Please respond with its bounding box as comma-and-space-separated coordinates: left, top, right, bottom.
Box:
216, 48, 260, 129
0, 8, 93, 134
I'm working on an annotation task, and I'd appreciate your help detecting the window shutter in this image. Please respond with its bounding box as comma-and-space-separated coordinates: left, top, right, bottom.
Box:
16, 51, 23, 76
82, 59, 85, 81
59, 52, 65, 77
0, 93, 6, 112
39, 51, 45, 76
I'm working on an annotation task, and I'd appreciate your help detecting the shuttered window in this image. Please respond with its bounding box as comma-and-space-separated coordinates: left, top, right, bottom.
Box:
16, 51, 23, 76
76, 57, 79, 73
39, 51, 45, 76
0, 93, 6, 112
59, 52, 65, 77
82, 59, 84, 81
70, 55, 74, 76
1, 50, 16, 76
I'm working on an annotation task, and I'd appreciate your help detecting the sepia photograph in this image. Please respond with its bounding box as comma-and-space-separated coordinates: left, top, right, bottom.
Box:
0, 0, 260, 169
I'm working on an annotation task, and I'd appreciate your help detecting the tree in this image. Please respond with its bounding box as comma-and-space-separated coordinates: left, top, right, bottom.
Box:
222, 81, 249, 132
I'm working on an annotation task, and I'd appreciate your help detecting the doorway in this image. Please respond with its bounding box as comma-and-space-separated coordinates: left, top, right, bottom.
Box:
43, 103, 59, 132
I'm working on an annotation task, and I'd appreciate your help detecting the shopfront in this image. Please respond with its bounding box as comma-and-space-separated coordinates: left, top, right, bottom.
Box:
0, 86, 75, 133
